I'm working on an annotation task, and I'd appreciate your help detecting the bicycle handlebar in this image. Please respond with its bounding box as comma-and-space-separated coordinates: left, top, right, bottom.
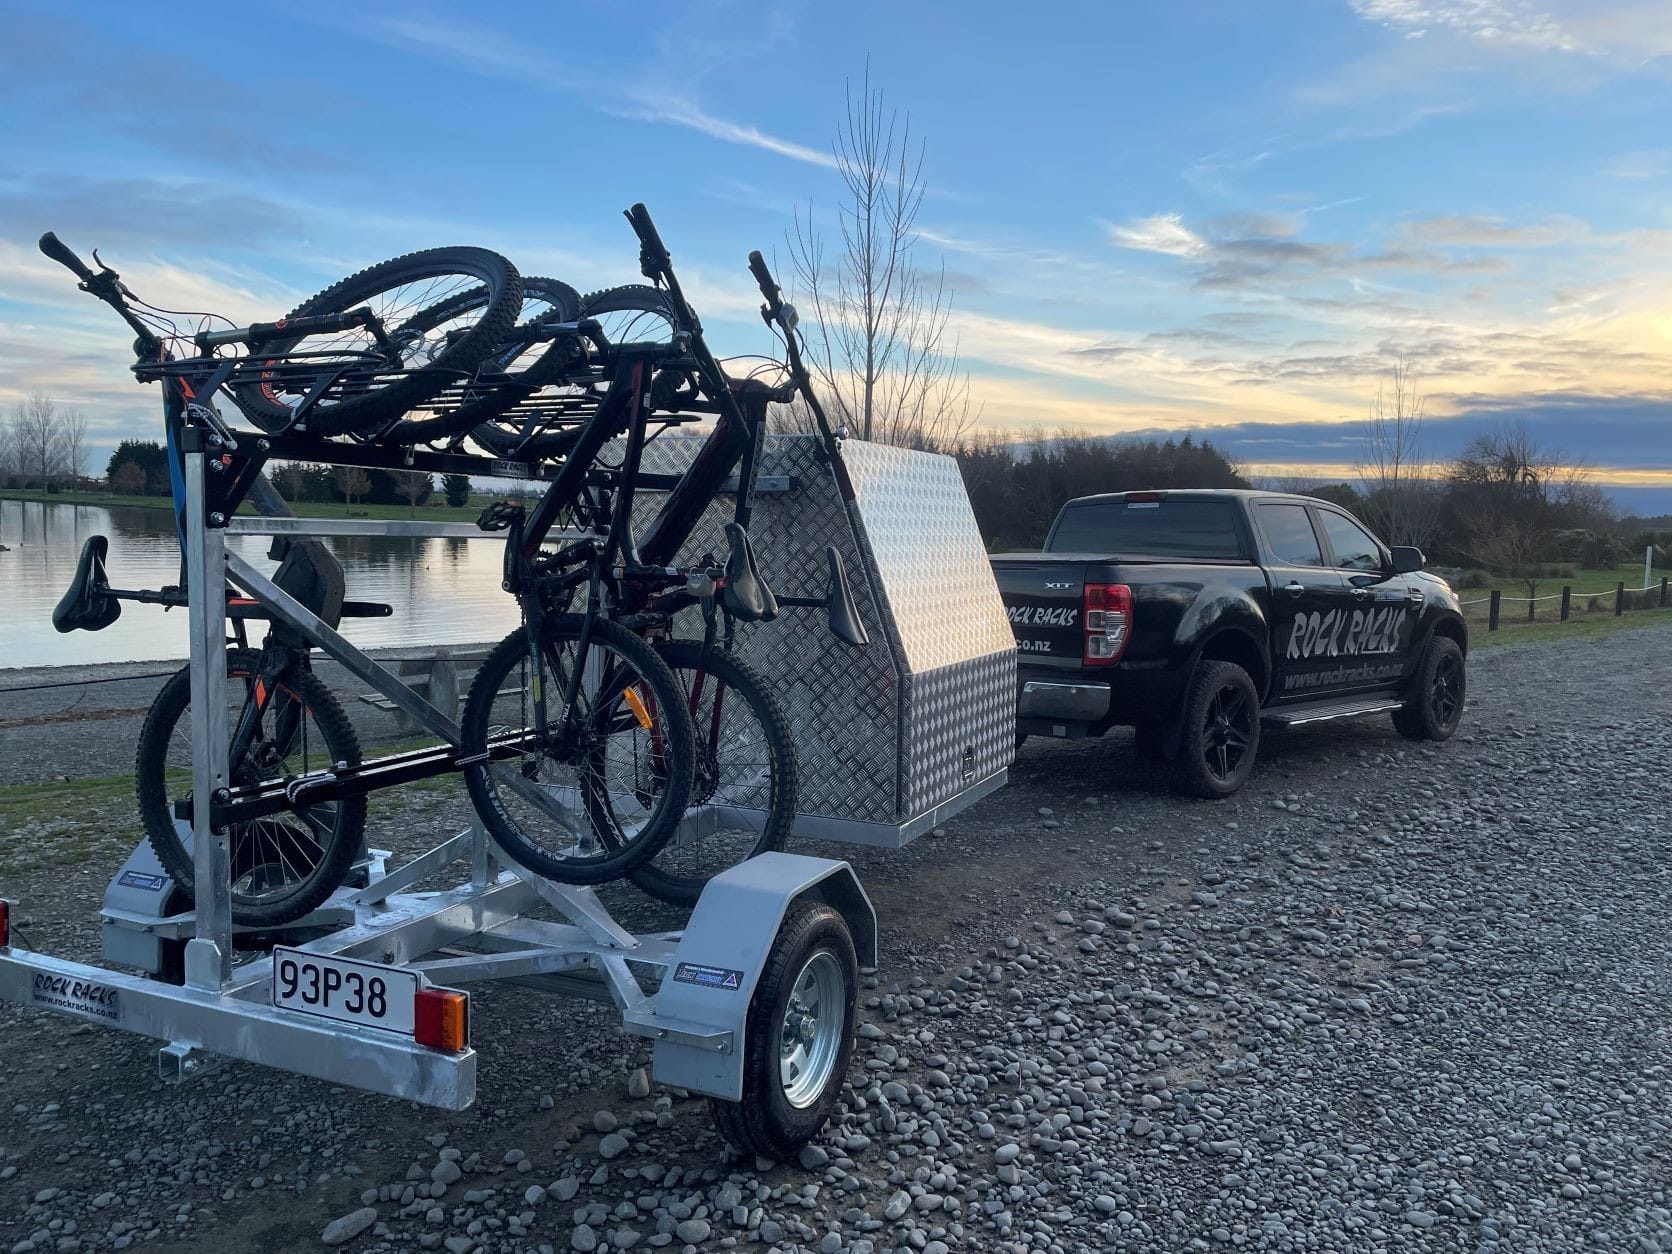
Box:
747, 250, 780, 306
625, 202, 669, 281
194, 307, 379, 352
39, 231, 95, 282
39, 231, 162, 356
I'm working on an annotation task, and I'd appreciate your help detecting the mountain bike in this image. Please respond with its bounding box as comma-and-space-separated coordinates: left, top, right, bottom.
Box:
457, 207, 867, 897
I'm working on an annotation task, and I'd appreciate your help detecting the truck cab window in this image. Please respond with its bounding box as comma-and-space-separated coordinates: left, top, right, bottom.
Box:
1257, 503, 1323, 567
1318, 511, 1383, 572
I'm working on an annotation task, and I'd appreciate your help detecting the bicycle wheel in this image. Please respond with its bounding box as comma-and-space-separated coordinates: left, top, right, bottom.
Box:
622, 641, 796, 906
134, 649, 366, 929
386, 275, 583, 444
461, 617, 695, 884
463, 284, 684, 463
229, 246, 522, 438
578, 284, 681, 344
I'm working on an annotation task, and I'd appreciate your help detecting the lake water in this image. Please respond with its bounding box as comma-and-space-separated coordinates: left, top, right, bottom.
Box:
0, 499, 522, 669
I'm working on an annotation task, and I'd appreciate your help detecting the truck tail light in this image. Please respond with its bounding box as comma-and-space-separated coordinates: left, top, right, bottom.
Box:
0, 899, 9, 949
415, 987, 470, 1052
1084, 584, 1132, 667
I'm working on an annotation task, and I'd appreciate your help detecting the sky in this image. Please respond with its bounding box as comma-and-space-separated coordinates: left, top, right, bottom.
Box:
2, 0, 1671, 512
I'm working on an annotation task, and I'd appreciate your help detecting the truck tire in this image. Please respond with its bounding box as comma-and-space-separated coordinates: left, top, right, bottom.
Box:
1169, 660, 1260, 798
1392, 635, 1465, 741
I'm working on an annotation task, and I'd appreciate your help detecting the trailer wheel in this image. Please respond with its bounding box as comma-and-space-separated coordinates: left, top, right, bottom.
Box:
709, 902, 857, 1159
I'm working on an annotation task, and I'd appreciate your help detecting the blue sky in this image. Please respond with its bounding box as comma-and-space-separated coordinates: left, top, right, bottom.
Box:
3, 1, 1671, 510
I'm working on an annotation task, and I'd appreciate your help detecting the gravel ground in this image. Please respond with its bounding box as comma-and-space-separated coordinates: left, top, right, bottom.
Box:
1, 622, 1669, 1254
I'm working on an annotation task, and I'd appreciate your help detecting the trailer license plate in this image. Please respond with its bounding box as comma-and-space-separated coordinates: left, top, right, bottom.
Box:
272, 948, 418, 1035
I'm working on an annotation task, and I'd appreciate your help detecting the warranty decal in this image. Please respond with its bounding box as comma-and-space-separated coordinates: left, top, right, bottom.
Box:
673, 962, 744, 991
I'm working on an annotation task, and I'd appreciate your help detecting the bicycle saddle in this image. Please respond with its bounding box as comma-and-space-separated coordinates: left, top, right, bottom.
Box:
53, 535, 122, 633
722, 522, 779, 623
824, 547, 870, 648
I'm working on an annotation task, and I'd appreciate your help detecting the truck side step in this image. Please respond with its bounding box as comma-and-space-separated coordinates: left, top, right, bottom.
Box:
1261, 697, 1404, 727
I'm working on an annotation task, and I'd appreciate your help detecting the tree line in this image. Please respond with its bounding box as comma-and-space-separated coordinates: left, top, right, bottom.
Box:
0, 394, 89, 494
100, 440, 474, 512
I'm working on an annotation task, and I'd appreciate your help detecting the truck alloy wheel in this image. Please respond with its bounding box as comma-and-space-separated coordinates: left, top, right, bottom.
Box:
1170, 660, 1261, 798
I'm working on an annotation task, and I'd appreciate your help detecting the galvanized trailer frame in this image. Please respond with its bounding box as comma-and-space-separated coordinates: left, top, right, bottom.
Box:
0, 447, 876, 1111
0, 425, 1013, 1121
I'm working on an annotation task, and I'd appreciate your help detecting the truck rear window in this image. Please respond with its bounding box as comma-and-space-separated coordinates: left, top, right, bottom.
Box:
1047, 498, 1245, 559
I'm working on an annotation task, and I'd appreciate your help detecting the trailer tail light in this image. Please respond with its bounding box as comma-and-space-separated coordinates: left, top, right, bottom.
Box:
1083, 584, 1132, 666
415, 987, 469, 1052
0, 899, 9, 949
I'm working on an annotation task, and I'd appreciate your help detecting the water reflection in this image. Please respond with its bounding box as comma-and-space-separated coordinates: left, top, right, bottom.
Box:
0, 499, 520, 668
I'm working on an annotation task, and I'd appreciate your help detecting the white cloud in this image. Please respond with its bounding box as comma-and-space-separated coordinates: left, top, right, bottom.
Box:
1106, 214, 1211, 258
1348, 0, 1672, 60
1404, 214, 1587, 247
611, 93, 836, 169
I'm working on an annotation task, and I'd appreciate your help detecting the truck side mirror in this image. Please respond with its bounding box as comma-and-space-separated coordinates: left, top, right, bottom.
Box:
1390, 546, 1424, 574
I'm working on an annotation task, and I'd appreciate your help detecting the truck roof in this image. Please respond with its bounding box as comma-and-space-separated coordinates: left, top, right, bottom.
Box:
1060, 488, 1319, 506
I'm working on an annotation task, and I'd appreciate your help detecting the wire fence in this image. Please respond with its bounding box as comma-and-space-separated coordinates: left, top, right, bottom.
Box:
1458, 578, 1671, 631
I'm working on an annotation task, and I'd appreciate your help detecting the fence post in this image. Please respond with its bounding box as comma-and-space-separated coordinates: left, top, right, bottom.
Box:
1527, 592, 1535, 622
1661, 577, 1668, 608
1488, 590, 1501, 632
1560, 585, 1571, 621
1615, 581, 1625, 617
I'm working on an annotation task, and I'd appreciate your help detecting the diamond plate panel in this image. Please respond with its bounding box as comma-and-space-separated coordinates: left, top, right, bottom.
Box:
623, 435, 901, 823
837, 441, 1016, 674
609, 434, 1015, 829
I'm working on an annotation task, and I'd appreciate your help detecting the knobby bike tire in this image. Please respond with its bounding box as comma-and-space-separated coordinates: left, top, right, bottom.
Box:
229, 246, 522, 438
461, 617, 695, 885
465, 284, 682, 462
624, 641, 797, 906
387, 276, 584, 445
134, 649, 367, 929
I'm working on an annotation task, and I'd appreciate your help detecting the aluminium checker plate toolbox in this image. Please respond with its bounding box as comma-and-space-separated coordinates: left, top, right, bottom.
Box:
633, 433, 1017, 846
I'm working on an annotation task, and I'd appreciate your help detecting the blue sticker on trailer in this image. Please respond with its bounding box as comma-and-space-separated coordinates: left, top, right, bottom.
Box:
673, 962, 744, 991
118, 871, 169, 892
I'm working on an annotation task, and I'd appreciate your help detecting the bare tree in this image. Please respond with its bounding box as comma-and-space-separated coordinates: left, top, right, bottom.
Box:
394, 470, 432, 517
1355, 359, 1440, 551
11, 393, 64, 499
1463, 508, 1551, 611
58, 408, 88, 484
333, 464, 370, 511
788, 66, 976, 450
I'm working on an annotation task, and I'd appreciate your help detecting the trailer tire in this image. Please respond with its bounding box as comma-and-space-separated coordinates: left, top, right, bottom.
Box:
709, 902, 857, 1159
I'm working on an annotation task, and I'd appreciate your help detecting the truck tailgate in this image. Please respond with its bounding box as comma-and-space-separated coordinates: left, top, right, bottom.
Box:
990, 555, 1093, 671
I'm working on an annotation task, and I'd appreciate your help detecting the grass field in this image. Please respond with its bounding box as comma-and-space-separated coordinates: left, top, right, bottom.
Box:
1441, 560, 1666, 615
1471, 603, 1672, 649
0, 487, 506, 522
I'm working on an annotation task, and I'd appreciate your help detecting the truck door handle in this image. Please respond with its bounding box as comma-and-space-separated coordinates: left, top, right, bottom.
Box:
1284, 581, 1305, 598
1351, 586, 1373, 601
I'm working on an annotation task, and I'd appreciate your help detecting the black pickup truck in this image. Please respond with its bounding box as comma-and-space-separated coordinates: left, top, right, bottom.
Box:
992, 489, 1468, 796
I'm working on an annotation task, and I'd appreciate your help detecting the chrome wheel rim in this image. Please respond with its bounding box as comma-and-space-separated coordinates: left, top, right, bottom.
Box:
779, 950, 844, 1108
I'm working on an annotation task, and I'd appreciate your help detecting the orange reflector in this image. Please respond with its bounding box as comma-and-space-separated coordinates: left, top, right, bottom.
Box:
0, 899, 9, 948
414, 986, 468, 1052
622, 687, 653, 729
